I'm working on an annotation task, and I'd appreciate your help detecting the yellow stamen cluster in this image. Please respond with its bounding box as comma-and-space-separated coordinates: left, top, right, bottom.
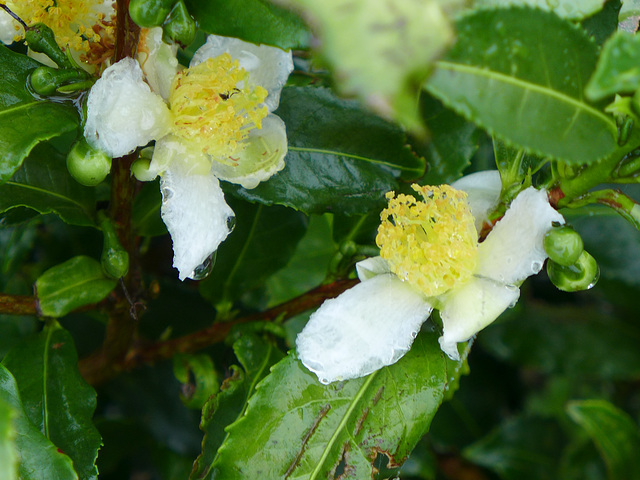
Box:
3, 0, 114, 54
376, 184, 478, 297
169, 53, 268, 163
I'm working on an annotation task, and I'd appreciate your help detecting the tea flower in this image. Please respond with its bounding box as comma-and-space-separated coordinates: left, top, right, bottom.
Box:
0, 0, 115, 68
296, 171, 565, 384
83, 31, 293, 280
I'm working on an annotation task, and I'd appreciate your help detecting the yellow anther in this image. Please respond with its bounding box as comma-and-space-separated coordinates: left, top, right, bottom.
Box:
168, 54, 268, 162
5, 0, 114, 57
376, 184, 478, 297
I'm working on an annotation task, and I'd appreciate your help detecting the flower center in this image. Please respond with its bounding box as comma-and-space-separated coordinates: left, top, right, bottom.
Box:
6, 0, 113, 54
168, 53, 268, 163
376, 184, 478, 297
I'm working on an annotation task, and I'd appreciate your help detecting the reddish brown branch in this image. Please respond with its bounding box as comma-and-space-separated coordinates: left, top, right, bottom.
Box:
0, 293, 38, 315
80, 279, 358, 385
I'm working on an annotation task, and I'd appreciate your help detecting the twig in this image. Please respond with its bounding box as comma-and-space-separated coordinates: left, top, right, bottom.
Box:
0, 293, 38, 316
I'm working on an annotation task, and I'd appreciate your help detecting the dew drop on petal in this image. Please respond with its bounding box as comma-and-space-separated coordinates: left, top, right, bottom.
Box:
411, 331, 418, 339
226, 215, 236, 232
191, 251, 217, 280
531, 260, 543, 273
320, 378, 330, 385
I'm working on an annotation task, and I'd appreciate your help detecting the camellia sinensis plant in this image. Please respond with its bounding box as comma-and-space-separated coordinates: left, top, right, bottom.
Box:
1, 0, 640, 479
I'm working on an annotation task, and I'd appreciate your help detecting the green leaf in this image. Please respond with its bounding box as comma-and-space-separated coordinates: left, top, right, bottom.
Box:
464, 416, 566, 480
0, 364, 77, 480
278, 0, 453, 127
0, 396, 17, 480
567, 399, 640, 480
173, 354, 218, 410
475, 0, 606, 19
0, 142, 96, 227
480, 302, 640, 380
233, 87, 426, 215
620, 0, 640, 32
585, 31, 640, 101
2, 324, 101, 480
191, 334, 284, 480
210, 330, 461, 479
132, 180, 166, 237
420, 93, 482, 185
580, 0, 621, 46
183, 0, 309, 49
0, 46, 79, 183
36, 256, 117, 317
425, 7, 617, 165
199, 199, 308, 307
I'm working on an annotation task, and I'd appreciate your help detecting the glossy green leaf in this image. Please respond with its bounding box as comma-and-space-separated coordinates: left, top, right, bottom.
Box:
132, 180, 166, 237
210, 330, 462, 479
585, 31, 640, 101
3, 324, 101, 480
199, 199, 307, 307
420, 93, 482, 185
278, 0, 453, 127
475, 0, 606, 19
464, 416, 566, 480
425, 7, 617, 165
36, 256, 117, 317
184, 0, 309, 49
567, 399, 640, 480
233, 87, 426, 215
0, 396, 17, 480
0, 142, 96, 227
0, 46, 79, 183
480, 302, 640, 379
0, 364, 77, 480
191, 334, 284, 480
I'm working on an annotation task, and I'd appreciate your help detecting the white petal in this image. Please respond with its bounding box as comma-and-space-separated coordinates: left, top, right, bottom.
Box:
0, 10, 22, 44
159, 157, 234, 281
296, 274, 433, 384
475, 187, 565, 285
191, 35, 293, 112
355, 256, 391, 282
451, 170, 502, 233
438, 276, 520, 360
84, 58, 172, 157
137, 27, 180, 101
209, 114, 287, 189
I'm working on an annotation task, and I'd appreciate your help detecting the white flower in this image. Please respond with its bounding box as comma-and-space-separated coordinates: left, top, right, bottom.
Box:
83, 30, 293, 280
296, 171, 565, 384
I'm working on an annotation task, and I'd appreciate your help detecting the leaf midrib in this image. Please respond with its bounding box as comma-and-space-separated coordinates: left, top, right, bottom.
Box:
289, 146, 424, 174
433, 60, 617, 131
3, 181, 93, 220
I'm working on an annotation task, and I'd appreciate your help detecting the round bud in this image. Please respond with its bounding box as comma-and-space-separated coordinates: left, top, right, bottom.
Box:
543, 225, 584, 267
66, 139, 112, 186
131, 157, 158, 182
29, 66, 58, 95
546, 251, 599, 292
162, 0, 197, 47
129, 0, 177, 28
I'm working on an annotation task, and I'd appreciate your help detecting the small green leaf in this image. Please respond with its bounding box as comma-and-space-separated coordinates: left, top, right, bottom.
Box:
3, 324, 101, 480
567, 399, 640, 480
586, 31, 640, 101
475, 0, 606, 19
234, 87, 426, 215
0, 142, 97, 227
0, 46, 79, 183
199, 200, 307, 307
279, 0, 454, 127
425, 7, 617, 165
0, 396, 17, 480
183, 0, 309, 49
464, 416, 566, 480
173, 354, 218, 410
0, 364, 77, 480
190, 334, 284, 480
36, 256, 117, 317
210, 330, 461, 479
132, 181, 166, 237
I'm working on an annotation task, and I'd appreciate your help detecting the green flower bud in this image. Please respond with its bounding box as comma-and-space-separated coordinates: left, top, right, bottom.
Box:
98, 211, 130, 279
162, 0, 197, 48
547, 251, 599, 292
129, 0, 178, 28
66, 138, 112, 186
29, 66, 92, 96
543, 224, 584, 267
24, 23, 72, 68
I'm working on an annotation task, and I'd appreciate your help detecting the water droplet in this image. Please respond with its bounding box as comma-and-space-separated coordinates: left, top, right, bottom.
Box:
411, 331, 418, 339
191, 251, 217, 280
587, 265, 600, 290
320, 378, 330, 385
226, 214, 236, 232
531, 260, 543, 273
506, 256, 512, 264
161, 185, 174, 201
